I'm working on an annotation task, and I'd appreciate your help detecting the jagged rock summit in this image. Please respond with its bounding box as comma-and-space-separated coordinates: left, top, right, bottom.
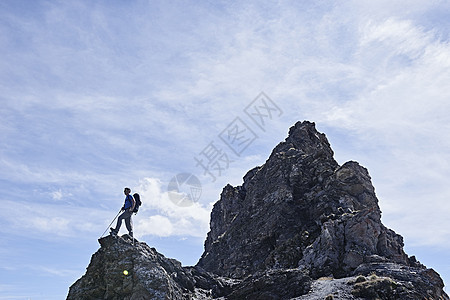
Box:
198, 121, 409, 278
68, 121, 448, 299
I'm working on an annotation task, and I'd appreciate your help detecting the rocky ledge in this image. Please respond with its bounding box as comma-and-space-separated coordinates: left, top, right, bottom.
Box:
67, 121, 448, 299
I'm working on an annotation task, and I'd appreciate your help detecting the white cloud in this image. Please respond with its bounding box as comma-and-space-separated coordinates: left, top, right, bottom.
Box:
0, 199, 113, 239
137, 215, 173, 237
51, 190, 63, 200
133, 178, 211, 238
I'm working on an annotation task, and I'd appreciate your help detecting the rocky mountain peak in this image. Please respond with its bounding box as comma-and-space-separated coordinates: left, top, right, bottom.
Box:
68, 121, 448, 299
198, 121, 396, 279
274, 121, 334, 158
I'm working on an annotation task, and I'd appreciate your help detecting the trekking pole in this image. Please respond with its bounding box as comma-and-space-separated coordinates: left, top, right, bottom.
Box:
100, 209, 122, 238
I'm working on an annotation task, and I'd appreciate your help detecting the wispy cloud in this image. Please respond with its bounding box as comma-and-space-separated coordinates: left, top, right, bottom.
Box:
0, 198, 113, 239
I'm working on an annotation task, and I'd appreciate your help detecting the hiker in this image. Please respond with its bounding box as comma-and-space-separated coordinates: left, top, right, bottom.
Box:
110, 187, 136, 237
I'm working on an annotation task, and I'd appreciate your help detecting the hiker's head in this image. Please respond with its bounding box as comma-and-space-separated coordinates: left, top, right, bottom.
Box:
124, 187, 131, 195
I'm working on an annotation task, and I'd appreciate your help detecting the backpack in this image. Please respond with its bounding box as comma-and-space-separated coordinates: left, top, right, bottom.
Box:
133, 193, 142, 213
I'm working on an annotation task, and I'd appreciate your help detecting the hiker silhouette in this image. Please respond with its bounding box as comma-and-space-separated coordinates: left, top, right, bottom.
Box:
110, 187, 136, 238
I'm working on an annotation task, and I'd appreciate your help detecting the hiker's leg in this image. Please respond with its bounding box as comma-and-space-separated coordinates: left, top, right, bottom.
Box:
111, 211, 126, 233
124, 211, 133, 237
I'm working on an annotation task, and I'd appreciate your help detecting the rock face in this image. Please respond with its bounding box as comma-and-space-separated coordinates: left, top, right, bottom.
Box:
68, 121, 448, 299
67, 235, 192, 299
67, 235, 228, 300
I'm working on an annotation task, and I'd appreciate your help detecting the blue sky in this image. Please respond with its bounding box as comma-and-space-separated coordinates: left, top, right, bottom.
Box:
1, 1, 449, 298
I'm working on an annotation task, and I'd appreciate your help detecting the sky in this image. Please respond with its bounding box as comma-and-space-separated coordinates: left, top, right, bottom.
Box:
0, 0, 449, 299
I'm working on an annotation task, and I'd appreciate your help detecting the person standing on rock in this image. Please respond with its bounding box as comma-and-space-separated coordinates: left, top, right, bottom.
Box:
110, 187, 135, 238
